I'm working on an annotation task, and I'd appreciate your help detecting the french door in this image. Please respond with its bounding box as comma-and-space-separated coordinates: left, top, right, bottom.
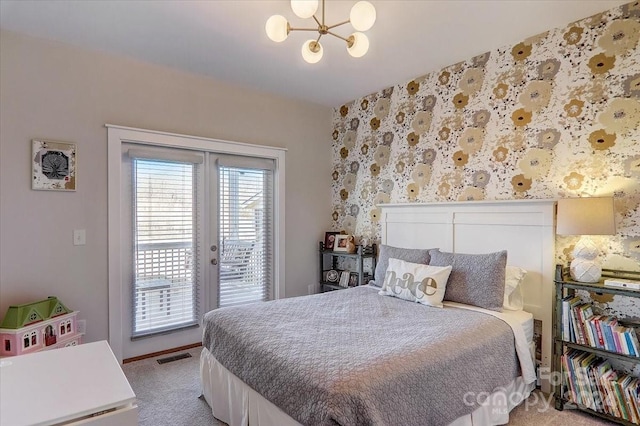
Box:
215, 155, 274, 309
118, 143, 275, 360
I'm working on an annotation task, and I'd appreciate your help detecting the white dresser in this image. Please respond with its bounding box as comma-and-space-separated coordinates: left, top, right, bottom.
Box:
0, 340, 137, 426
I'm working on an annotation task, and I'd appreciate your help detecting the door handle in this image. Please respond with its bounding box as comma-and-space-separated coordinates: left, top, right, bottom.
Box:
211, 245, 218, 265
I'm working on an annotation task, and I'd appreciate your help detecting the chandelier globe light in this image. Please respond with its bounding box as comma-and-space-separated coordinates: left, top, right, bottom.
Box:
301, 40, 323, 63
265, 15, 290, 43
347, 32, 369, 58
265, 0, 376, 64
350, 1, 376, 31
291, 0, 318, 19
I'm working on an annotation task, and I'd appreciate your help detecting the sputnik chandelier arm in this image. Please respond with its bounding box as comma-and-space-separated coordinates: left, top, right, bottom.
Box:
266, 0, 376, 64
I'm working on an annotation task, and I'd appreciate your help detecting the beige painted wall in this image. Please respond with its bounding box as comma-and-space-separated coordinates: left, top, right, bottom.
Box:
0, 30, 332, 344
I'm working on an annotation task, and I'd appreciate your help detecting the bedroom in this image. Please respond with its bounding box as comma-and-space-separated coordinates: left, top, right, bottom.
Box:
0, 1, 639, 425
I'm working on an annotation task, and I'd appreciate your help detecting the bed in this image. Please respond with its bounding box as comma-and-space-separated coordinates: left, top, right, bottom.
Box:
200, 200, 556, 426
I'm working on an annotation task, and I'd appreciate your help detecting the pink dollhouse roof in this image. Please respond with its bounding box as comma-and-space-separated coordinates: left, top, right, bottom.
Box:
0, 297, 72, 329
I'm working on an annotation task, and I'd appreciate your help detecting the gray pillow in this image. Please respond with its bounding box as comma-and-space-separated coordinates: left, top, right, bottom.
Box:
370, 245, 433, 287
428, 249, 507, 312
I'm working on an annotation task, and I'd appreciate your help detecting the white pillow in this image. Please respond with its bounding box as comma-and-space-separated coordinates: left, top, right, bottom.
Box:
379, 258, 452, 308
503, 266, 527, 311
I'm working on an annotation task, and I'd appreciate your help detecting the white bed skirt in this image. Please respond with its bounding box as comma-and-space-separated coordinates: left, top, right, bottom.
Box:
200, 347, 536, 426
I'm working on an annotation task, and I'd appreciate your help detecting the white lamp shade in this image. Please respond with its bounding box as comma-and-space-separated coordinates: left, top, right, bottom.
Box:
302, 40, 323, 63
350, 1, 376, 31
266, 15, 289, 42
556, 197, 616, 236
347, 32, 369, 58
290, 0, 318, 19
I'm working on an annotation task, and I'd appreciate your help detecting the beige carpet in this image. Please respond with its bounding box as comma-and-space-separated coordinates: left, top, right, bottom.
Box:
122, 347, 614, 426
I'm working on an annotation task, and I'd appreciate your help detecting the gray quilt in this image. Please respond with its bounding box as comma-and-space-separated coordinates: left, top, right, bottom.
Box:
202, 286, 520, 426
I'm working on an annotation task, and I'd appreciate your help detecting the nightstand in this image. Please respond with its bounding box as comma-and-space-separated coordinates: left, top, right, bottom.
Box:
319, 242, 376, 292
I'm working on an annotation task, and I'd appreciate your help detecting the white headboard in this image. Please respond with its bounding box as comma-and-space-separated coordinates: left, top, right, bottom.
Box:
379, 199, 556, 392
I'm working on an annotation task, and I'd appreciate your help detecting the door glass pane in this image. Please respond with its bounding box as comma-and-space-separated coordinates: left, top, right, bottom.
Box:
132, 159, 199, 336
218, 166, 272, 308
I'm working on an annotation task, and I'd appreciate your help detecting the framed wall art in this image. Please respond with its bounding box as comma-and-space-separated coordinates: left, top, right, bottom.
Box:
32, 139, 76, 191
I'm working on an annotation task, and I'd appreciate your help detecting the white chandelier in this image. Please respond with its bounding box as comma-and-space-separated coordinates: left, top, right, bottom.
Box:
265, 0, 376, 64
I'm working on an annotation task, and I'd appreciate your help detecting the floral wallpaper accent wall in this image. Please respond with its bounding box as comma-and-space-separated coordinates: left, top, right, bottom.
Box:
331, 3, 640, 280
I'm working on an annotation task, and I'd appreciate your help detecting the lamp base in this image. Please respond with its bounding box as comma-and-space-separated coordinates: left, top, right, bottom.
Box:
569, 236, 602, 283
570, 258, 602, 283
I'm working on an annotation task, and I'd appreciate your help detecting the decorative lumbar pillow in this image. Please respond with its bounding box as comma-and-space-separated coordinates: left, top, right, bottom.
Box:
379, 258, 452, 308
504, 266, 527, 311
370, 244, 434, 287
428, 249, 507, 312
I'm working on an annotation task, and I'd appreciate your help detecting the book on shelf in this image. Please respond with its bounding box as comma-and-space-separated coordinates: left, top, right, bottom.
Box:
562, 296, 576, 341
600, 316, 618, 352
562, 352, 578, 403
579, 304, 595, 346
604, 278, 640, 290
597, 363, 616, 417
625, 333, 637, 357
593, 316, 604, 348
562, 296, 570, 341
626, 379, 640, 424
613, 375, 632, 422
567, 298, 584, 344
585, 315, 604, 349
582, 353, 599, 410
627, 328, 640, 356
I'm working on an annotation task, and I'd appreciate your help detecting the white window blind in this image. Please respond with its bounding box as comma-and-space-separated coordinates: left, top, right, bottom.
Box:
218, 161, 273, 308
131, 157, 201, 337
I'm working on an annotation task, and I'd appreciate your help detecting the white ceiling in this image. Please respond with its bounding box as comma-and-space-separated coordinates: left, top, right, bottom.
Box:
0, 0, 628, 108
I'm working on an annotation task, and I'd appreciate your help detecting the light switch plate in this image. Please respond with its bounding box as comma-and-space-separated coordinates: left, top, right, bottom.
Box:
73, 229, 86, 246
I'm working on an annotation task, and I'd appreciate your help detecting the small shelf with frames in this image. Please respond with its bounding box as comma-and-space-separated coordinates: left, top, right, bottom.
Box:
318, 242, 376, 292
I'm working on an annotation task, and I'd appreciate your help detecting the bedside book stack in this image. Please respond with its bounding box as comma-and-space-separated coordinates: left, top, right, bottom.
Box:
605, 278, 640, 291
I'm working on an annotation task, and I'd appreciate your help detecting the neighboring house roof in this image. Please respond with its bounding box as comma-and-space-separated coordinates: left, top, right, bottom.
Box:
0, 297, 72, 329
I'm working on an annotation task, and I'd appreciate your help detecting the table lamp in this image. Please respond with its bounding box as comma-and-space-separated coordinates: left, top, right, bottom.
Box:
556, 197, 616, 283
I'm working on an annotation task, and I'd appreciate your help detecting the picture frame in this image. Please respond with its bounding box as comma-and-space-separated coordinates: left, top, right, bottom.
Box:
348, 273, 359, 287
323, 231, 340, 250
339, 271, 350, 288
333, 234, 351, 252
323, 269, 340, 283
32, 139, 76, 191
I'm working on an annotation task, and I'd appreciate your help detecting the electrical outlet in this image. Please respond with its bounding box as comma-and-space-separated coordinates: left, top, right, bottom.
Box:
77, 319, 86, 334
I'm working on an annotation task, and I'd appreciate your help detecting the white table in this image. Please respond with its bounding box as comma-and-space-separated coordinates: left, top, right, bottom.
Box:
0, 340, 137, 426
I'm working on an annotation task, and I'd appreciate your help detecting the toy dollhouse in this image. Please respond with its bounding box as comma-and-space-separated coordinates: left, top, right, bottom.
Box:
0, 297, 83, 356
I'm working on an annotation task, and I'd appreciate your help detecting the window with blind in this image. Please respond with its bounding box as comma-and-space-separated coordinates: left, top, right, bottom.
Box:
132, 158, 200, 337
218, 163, 273, 308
